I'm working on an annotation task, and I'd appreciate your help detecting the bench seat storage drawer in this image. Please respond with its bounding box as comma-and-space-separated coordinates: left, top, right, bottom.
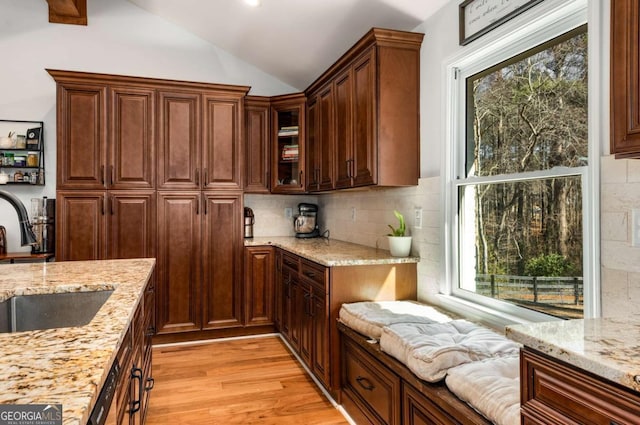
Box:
342, 336, 401, 425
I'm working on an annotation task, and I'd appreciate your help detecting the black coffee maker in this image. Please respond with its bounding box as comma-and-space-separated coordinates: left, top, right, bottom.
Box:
30, 196, 55, 254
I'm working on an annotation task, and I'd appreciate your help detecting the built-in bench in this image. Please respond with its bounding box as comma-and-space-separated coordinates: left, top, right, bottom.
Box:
338, 301, 520, 425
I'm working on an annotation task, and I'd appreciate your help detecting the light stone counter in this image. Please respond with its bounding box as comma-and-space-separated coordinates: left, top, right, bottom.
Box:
0, 258, 155, 425
506, 316, 640, 393
244, 236, 420, 267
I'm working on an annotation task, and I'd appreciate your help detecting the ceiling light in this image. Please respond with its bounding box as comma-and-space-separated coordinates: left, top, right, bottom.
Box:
244, 0, 261, 7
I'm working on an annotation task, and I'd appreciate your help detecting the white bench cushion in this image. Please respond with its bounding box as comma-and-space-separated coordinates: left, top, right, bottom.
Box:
381, 320, 520, 382
339, 301, 453, 339
445, 356, 521, 425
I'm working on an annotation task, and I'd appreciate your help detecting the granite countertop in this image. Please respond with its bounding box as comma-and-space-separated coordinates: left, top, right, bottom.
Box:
245, 236, 420, 267
506, 316, 640, 393
0, 258, 155, 425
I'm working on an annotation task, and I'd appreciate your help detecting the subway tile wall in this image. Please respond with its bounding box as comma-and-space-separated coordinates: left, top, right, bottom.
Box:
244, 194, 318, 237
600, 155, 640, 316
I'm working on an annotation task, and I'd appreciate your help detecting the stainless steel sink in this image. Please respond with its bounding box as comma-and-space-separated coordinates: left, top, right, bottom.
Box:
0, 290, 113, 333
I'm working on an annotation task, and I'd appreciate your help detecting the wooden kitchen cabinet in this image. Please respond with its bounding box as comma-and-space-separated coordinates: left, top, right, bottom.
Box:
271, 93, 306, 193
156, 192, 244, 336
275, 248, 413, 397
56, 190, 155, 262
53, 78, 107, 189
107, 191, 156, 260
611, 0, 640, 157
202, 193, 243, 329
56, 191, 107, 261
156, 192, 202, 334
244, 246, 275, 326
306, 84, 335, 192
157, 90, 201, 190
50, 71, 156, 190
244, 96, 271, 193
521, 347, 640, 425
305, 29, 423, 189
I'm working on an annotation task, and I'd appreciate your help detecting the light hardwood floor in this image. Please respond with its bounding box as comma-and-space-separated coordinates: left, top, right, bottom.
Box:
146, 335, 349, 425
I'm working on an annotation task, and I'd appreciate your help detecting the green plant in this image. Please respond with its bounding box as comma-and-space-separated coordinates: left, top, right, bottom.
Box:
387, 210, 406, 237
524, 253, 576, 277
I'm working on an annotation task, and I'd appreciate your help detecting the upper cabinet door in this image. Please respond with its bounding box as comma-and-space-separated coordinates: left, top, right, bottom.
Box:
244, 96, 271, 193
352, 49, 376, 187
57, 82, 107, 189
318, 85, 335, 191
157, 90, 201, 190
110, 87, 155, 189
202, 93, 243, 190
306, 97, 319, 191
271, 94, 307, 194
611, 0, 640, 158
334, 69, 354, 189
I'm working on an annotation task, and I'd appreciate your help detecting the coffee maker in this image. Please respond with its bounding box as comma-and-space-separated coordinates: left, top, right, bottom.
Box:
294, 203, 320, 238
244, 207, 254, 239
30, 196, 55, 254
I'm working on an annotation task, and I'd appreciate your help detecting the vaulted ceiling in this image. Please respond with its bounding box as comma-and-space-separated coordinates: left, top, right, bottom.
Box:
126, 0, 451, 90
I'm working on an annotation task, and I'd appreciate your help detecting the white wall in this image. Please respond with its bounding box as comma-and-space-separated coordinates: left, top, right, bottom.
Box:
0, 0, 295, 253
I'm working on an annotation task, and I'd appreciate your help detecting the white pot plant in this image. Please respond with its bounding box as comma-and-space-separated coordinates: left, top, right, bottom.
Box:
387, 210, 412, 257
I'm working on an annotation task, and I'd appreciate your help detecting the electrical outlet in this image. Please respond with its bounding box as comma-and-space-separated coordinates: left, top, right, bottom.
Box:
414, 207, 423, 229
285, 207, 293, 219
351, 207, 356, 221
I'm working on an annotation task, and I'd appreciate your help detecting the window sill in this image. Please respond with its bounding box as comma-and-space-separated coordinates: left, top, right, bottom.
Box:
427, 293, 563, 332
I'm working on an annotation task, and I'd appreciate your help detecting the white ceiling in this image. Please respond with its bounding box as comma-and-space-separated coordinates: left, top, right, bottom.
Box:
127, 0, 451, 90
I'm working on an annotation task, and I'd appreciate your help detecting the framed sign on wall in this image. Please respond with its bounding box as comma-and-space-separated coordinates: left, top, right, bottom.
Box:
459, 0, 544, 45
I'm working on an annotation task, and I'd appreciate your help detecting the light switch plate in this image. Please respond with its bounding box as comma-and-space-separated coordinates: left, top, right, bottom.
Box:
285, 207, 293, 219
414, 207, 423, 229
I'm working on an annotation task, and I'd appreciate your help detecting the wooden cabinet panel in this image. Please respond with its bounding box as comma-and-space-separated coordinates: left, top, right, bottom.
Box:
110, 87, 155, 189
306, 98, 318, 189
107, 191, 156, 260
311, 288, 330, 387
56, 82, 107, 189
56, 191, 106, 261
521, 348, 640, 425
156, 192, 202, 333
289, 277, 302, 352
334, 69, 354, 189
202, 193, 243, 329
244, 96, 271, 193
352, 49, 376, 187
299, 282, 313, 366
403, 383, 460, 425
611, 0, 640, 157
244, 246, 275, 326
342, 336, 401, 425
157, 91, 201, 190
203, 94, 243, 190
307, 84, 335, 192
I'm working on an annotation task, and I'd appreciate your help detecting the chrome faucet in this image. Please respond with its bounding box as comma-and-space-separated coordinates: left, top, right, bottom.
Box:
0, 190, 36, 246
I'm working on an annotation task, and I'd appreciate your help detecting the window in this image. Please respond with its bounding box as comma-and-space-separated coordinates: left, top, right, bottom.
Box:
444, 2, 595, 322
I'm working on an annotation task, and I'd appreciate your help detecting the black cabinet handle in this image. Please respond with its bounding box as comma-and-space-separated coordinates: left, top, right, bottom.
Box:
204, 168, 208, 186
355, 376, 374, 391
146, 326, 156, 337
195, 168, 200, 186
130, 366, 143, 414
304, 271, 315, 278
109, 195, 114, 215
110, 165, 114, 186
101, 165, 105, 185
145, 377, 155, 392
299, 170, 303, 187
101, 195, 105, 216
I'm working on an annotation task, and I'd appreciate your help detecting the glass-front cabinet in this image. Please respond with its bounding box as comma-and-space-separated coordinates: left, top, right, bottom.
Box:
0, 120, 45, 186
271, 94, 306, 194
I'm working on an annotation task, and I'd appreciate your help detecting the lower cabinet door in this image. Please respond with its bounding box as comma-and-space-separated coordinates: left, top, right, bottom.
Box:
202, 193, 243, 329
56, 191, 107, 261
342, 337, 401, 425
156, 192, 202, 334
244, 246, 275, 326
402, 382, 460, 425
311, 288, 330, 388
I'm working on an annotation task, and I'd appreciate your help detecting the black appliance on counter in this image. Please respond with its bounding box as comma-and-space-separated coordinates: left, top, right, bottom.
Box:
294, 203, 320, 238
30, 196, 55, 254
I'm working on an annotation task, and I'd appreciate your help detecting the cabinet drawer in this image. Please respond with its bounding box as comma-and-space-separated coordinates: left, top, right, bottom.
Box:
522, 348, 640, 425
300, 259, 327, 289
403, 382, 461, 425
343, 337, 401, 425
281, 252, 300, 272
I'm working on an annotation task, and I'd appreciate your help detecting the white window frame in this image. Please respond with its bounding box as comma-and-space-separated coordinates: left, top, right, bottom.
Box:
440, 0, 600, 325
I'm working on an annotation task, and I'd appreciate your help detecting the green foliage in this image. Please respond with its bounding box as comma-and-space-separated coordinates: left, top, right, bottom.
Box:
387, 210, 406, 237
524, 253, 576, 277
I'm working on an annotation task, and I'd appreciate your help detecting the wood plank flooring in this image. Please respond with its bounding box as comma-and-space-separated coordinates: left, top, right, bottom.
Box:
146, 335, 349, 425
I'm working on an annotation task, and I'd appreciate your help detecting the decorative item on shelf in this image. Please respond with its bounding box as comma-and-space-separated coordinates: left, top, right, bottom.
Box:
27, 152, 38, 167
281, 144, 299, 161
0, 225, 6, 254
14, 155, 26, 167
26, 127, 41, 149
13, 170, 23, 182
14, 135, 26, 149
387, 210, 412, 257
0, 132, 15, 149
0, 171, 8, 185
